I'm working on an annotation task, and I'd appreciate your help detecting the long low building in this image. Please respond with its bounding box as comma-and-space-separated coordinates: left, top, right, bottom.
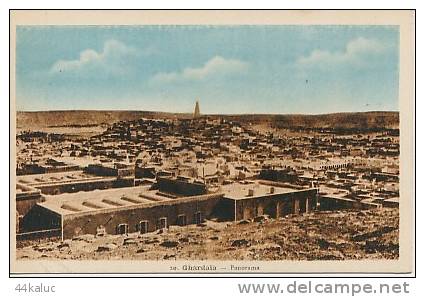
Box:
21, 179, 319, 240
219, 182, 318, 221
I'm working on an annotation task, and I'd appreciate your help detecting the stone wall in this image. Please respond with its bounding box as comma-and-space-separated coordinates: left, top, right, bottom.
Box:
21, 204, 62, 232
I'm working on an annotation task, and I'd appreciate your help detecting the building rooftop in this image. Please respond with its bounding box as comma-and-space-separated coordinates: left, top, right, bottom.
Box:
16, 182, 40, 196
17, 170, 113, 186
221, 181, 307, 200
38, 185, 175, 215
318, 186, 349, 198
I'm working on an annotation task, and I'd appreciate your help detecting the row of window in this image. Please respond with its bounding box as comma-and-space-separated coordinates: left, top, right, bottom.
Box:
115, 212, 203, 235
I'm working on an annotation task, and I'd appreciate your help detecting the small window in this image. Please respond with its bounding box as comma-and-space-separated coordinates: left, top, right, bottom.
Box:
194, 211, 203, 225
157, 217, 167, 229
137, 220, 149, 234
177, 214, 187, 226
116, 223, 129, 235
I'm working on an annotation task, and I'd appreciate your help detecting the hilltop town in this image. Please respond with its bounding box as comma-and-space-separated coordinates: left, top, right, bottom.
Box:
15, 103, 399, 260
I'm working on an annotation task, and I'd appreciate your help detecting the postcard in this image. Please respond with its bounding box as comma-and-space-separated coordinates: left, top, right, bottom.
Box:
10, 10, 415, 275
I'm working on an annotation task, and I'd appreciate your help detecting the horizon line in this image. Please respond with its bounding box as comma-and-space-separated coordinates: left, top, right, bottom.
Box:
16, 109, 400, 117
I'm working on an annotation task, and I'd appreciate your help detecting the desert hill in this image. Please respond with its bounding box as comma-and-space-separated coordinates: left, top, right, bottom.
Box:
16, 110, 192, 129
16, 110, 399, 130
226, 111, 399, 130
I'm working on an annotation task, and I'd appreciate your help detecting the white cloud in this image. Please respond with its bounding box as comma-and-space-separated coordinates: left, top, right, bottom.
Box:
297, 37, 385, 66
50, 39, 137, 74
151, 56, 249, 83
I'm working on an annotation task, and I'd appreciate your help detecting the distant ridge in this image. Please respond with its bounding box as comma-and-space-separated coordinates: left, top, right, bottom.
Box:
225, 111, 399, 130
16, 110, 399, 130
16, 110, 192, 129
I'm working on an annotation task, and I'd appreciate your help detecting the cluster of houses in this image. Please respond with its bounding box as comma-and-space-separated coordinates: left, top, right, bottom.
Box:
15, 113, 399, 240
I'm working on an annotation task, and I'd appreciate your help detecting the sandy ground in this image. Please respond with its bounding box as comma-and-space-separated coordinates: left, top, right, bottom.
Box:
16, 208, 398, 261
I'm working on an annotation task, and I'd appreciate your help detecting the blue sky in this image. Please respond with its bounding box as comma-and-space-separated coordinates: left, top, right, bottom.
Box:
16, 25, 399, 114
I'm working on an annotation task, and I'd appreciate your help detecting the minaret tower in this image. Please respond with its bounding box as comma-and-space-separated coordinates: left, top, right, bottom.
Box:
193, 100, 201, 119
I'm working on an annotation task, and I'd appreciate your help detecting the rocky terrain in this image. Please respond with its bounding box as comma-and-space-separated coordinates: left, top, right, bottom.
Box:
16, 208, 398, 261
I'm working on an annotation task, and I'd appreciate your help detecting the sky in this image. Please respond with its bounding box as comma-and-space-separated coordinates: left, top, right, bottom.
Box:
15, 25, 399, 114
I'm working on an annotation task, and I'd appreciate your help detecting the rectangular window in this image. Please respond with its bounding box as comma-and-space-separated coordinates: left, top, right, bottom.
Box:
293, 199, 300, 215
157, 217, 167, 229
116, 223, 129, 235
194, 211, 203, 225
177, 214, 187, 226
137, 220, 149, 234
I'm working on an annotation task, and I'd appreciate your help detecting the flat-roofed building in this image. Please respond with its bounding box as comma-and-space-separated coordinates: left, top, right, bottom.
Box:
19, 178, 319, 240
22, 185, 224, 239
219, 181, 318, 221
